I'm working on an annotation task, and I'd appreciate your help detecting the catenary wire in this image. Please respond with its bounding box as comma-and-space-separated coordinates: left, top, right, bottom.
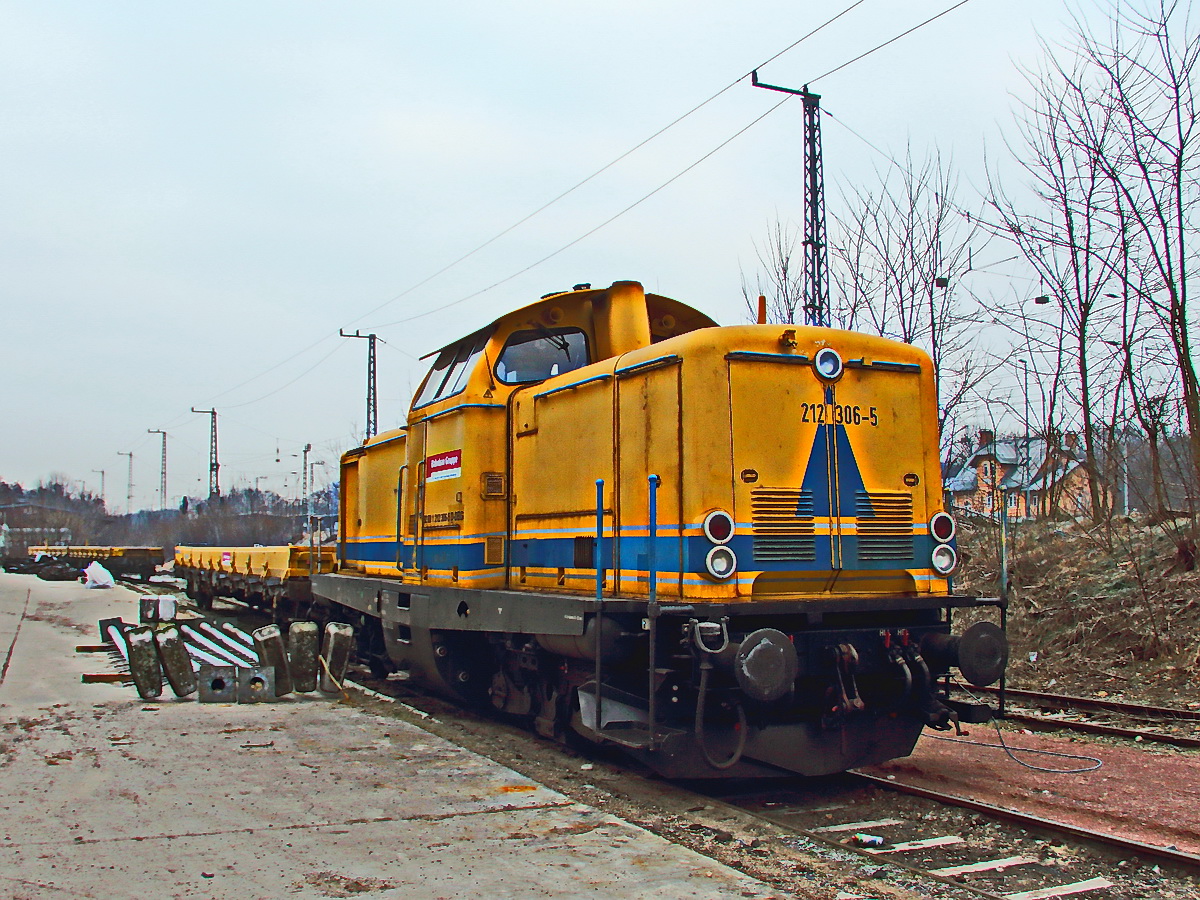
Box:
808, 0, 977, 85
218, 340, 350, 411
174, 0, 971, 416
370, 0, 984, 329
339, 0, 870, 332
134, 15, 861, 448
158, 0, 873, 424
132, 0, 987, 486
372, 95, 793, 328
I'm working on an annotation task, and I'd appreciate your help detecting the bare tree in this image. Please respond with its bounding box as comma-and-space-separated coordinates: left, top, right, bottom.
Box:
740, 217, 805, 324
829, 149, 988, 447
986, 64, 1126, 521
1061, 1, 1199, 489
987, 0, 1200, 529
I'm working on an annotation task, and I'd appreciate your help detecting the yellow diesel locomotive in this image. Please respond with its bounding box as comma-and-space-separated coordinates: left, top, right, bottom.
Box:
313, 280, 1006, 777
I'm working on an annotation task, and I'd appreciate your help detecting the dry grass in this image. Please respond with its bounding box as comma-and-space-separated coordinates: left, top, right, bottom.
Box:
953, 515, 1200, 704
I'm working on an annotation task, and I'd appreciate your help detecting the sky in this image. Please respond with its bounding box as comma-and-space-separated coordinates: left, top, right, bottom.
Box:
0, 0, 1092, 512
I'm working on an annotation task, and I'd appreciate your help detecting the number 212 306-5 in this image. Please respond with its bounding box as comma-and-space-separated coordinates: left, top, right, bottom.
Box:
801, 402, 878, 427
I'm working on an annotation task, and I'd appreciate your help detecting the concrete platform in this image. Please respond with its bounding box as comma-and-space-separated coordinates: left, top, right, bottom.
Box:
0, 573, 785, 899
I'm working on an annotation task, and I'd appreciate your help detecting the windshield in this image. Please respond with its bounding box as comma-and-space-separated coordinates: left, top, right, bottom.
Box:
495, 328, 590, 384
412, 329, 491, 408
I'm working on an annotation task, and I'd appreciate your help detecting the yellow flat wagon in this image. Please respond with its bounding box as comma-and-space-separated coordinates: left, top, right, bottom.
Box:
175, 545, 335, 619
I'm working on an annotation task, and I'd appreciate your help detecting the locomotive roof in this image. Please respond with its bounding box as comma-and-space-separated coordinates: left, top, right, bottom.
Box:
422, 282, 718, 359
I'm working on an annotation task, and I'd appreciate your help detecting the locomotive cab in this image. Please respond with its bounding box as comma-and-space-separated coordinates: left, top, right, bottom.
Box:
316, 280, 1006, 778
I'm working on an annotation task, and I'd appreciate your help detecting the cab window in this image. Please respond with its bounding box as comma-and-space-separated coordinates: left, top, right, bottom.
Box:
495, 328, 590, 384
412, 329, 491, 409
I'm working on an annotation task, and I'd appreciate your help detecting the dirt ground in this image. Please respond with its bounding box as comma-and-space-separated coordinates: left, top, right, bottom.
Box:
867, 727, 1200, 855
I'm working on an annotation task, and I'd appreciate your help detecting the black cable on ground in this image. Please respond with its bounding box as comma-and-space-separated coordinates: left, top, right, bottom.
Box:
930, 681, 1103, 774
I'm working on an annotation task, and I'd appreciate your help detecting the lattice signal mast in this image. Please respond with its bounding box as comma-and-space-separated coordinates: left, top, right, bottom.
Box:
191, 407, 220, 498
147, 429, 167, 510
751, 71, 830, 327
340, 329, 378, 440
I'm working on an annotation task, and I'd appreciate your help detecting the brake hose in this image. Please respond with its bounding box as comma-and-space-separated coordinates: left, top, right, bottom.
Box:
691, 620, 748, 770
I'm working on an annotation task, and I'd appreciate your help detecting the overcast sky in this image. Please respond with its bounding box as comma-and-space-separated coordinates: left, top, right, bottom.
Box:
1, 0, 1088, 512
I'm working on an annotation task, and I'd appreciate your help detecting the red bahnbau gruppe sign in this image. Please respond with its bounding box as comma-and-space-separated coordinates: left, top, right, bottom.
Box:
426, 449, 462, 482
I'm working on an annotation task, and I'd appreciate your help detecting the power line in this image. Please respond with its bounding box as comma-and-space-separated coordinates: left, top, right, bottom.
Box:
218, 340, 349, 411
808, 0, 978, 85
372, 96, 793, 329
823, 107, 996, 231
371, 0, 988, 330
138, 0, 872, 428
147, 0, 962, 426
129, 0, 989, 480
340, 0, 871, 332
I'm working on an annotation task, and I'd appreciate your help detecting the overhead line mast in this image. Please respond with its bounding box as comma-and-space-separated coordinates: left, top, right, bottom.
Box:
340, 329, 378, 441
751, 71, 830, 328
191, 407, 220, 499
147, 429, 167, 510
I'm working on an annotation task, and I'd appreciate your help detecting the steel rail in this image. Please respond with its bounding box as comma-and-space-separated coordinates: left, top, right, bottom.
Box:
851, 770, 1200, 873
1000, 710, 1200, 749
965, 685, 1200, 721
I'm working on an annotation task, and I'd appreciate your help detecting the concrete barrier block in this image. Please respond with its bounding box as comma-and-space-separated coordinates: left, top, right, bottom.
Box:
197, 664, 238, 703
126, 625, 163, 700
319, 623, 354, 693
155, 624, 197, 697
237, 666, 276, 703
289, 622, 319, 693
252, 624, 292, 696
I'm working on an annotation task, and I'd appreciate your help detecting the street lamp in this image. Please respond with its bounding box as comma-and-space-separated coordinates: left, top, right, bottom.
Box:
1016, 358, 1030, 520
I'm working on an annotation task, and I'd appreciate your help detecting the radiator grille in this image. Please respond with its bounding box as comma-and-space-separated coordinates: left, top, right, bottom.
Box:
855, 491, 915, 560
751, 489, 816, 561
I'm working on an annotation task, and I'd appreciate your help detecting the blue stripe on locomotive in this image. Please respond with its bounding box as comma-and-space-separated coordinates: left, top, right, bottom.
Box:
340, 421, 933, 573
341, 533, 930, 573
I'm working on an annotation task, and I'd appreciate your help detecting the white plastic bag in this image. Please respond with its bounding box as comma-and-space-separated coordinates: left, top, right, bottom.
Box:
83, 561, 115, 589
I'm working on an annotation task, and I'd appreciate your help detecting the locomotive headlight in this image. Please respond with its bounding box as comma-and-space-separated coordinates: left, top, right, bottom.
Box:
929, 512, 956, 543
702, 510, 735, 544
813, 347, 843, 381
931, 544, 958, 575
705, 546, 737, 580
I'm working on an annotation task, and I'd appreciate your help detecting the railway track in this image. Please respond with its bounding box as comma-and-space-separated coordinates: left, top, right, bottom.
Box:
341, 666, 1200, 899
86, 591, 1200, 898
961, 685, 1200, 749
707, 771, 1199, 899
979, 685, 1200, 722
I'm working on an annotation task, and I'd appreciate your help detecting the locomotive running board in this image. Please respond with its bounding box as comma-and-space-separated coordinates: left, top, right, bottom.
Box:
575, 681, 686, 749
